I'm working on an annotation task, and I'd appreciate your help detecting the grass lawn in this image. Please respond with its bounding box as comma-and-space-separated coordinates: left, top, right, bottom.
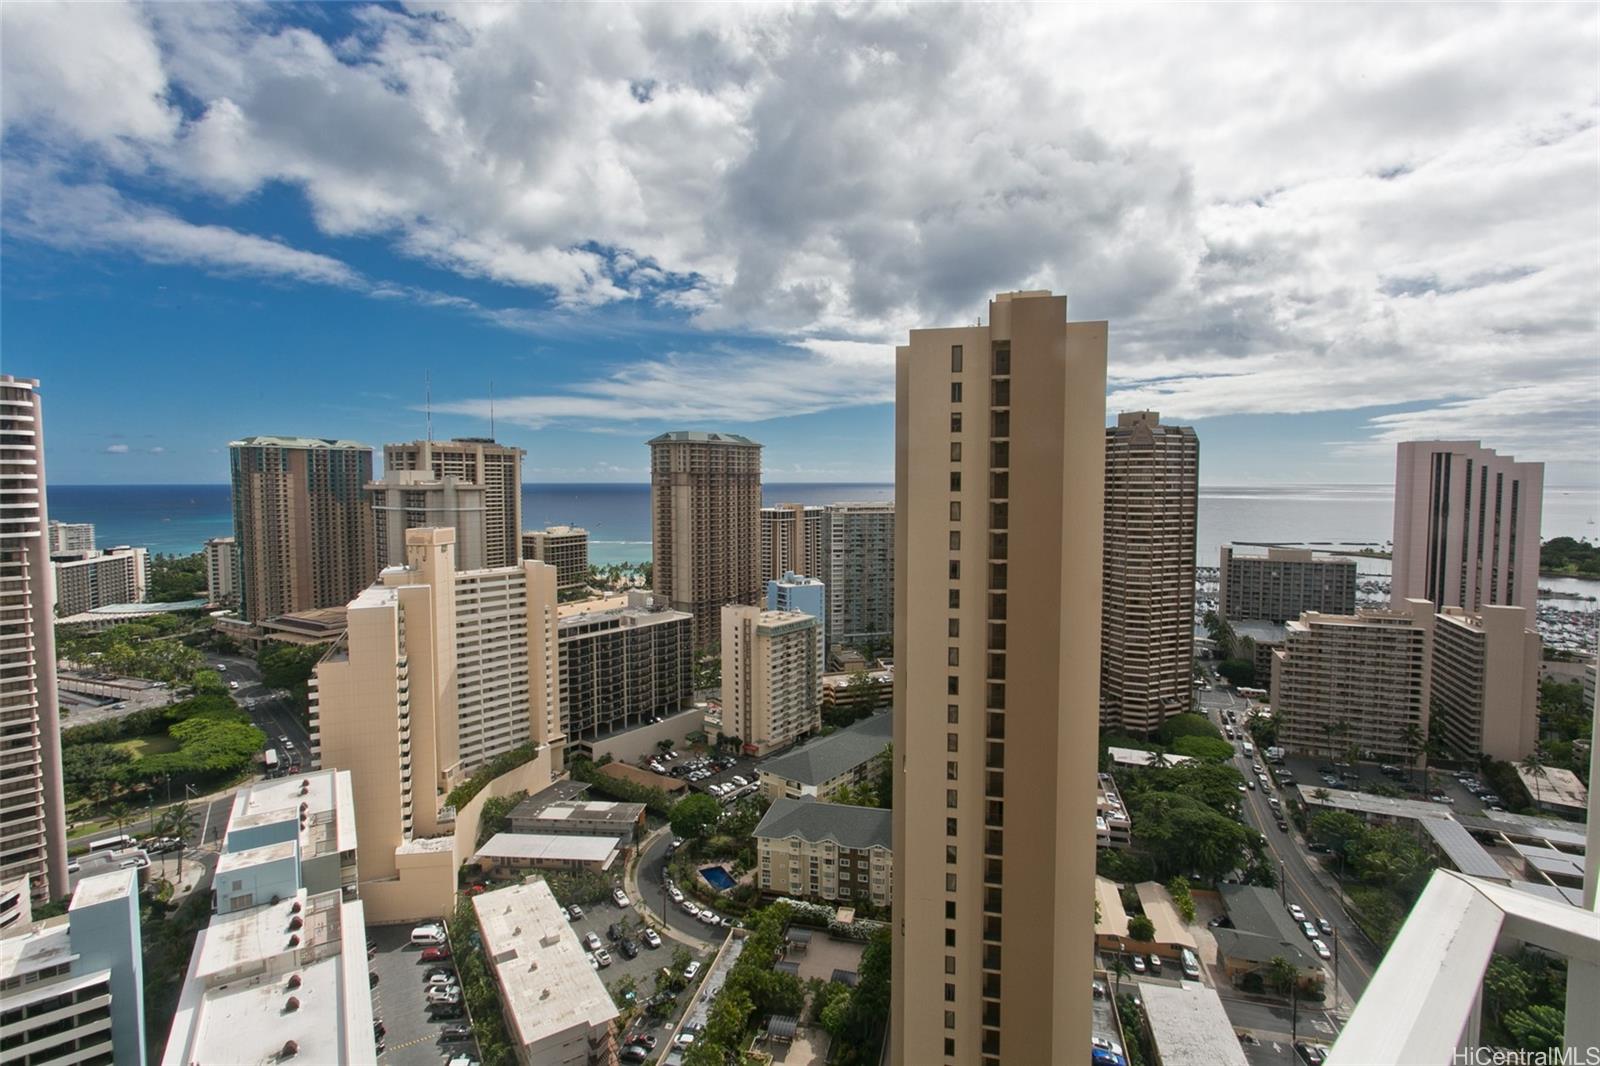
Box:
114, 735, 180, 758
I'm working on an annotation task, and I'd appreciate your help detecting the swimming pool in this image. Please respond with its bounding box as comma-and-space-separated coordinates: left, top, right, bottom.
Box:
700, 865, 736, 892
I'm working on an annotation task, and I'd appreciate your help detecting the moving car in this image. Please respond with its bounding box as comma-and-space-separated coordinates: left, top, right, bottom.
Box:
1301, 920, 1319, 940
1317, 918, 1333, 935
626, 1033, 658, 1049
620, 1047, 649, 1063
1312, 938, 1331, 960
1287, 904, 1307, 922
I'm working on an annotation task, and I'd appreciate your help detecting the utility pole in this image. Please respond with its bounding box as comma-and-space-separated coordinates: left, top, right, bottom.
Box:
1279, 859, 1287, 905
1290, 978, 1299, 1048
1332, 926, 1340, 1010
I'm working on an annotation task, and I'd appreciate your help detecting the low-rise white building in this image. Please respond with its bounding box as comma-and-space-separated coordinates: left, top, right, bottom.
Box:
472, 833, 620, 878
1096, 773, 1132, 849
473, 880, 619, 1066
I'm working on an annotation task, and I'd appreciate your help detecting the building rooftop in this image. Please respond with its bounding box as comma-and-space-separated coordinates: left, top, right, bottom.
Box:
163, 890, 373, 1066
1515, 765, 1588, 809
532, 525, 588, 537
226, 767, 355, 859
647, 431, 761, 446
1460, 809, 1588, 849
557, 595, 692, 632
753, 798, 892, 851
1138, 981, 1251, 1066
1093, 876, 1130, 938
1218, 883, 1313, 947
1512, 843, 1586, 882
473, 882, 618, 1051
69, 869, 138, 913
1304, 788, 1507, 880
0, 917, 73, 983
1419, 816, 1509, 882
758, 713, 892, 787
1306, 787, 1451, 822
230, 435, 371, 450
510, 797, 646, 826
1212, 927, 1317, 969
475, 833, 619, 867
1106, 746, 1194, 769
596, 762, 687, 793
1135, 882, 1198, 949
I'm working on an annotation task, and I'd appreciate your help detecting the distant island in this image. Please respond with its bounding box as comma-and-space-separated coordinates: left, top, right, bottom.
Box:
1540, 536, 1600, 578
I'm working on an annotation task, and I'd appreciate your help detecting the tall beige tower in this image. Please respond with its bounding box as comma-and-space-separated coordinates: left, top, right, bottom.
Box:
1101, 411, 1198, 735
760, 503, 826, 584
384, 438, 524, 569
229, 436, 375, 624
1392, 441, 1542, 610
892, 291, 1106, 1066
721, 604, 822, 755
0, 375, 68, 899
648, 431, 763, 648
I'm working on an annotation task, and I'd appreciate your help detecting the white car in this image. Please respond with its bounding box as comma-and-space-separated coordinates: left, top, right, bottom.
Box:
1312, 939, 1331, 960
1287, 904, 1306, 922
427, 986, 462, 1005
643, 928, 663, 949
731, 775, 748, 787
700, 911, 721, 926
668, 886, 684, 903
684, 961, 702, 981
410, 924, 447, 945
593, 948, 613, 967
681, 900, 700, 917
584, 931, 603, 951
426, 973, 459, 987
613, 888, 630, 907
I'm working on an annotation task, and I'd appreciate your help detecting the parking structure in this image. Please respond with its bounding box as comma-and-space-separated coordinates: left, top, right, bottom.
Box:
367, 924, 480, 1065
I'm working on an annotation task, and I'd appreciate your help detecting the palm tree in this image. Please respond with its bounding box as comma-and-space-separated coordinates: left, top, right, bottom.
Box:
1399, 722, 1426, 791
106, 802, 130, 837
1519, 749, 1549, 810
1344, 743, 1363, 777
1266, 955, 1299, 997
1149, 750, 1172, 771
1110, 956, 1130, 999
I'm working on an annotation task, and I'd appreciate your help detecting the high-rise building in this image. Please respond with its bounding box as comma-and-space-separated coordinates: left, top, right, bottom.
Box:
523, 526, 590, 593
160, 770, 373, 1066
1392, 441, 1543, 610
1, 870, 147, 1066
1271, 601, 1434, 761
0, 375, 68, 899
761, 503, 827, 585
721, 605, 821, 756
369, 468, 487, 570
203, 536, 237, 606
557, 591, 693, 747
310, 527, 558, 921
1429, 605, 1541, 763
229, 436, 375, 624
648, 431, 763, 648
1218, 546, 1357, 622
384, 438, 523, 569
47, 520, 95, 553
1101, 411, 1198, 735
51, 546, 149, 617
823, 502, 895, 654
891, 291, 1106, 1066
768, 571, 826, 680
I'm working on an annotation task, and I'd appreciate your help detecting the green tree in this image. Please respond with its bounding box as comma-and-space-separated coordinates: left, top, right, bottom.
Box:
1399, 721, 1426, 789
148, 553, 208, 602
873, 743, 893, 809
1217, 658, 1256, 687
669, 793, 722, 840
1127, 915, 1156, 942
1504, 1004, 1565, 1055
257, 642, 327, 701
1266, 955, 1298, 995
1518, 749, 1549, 809
819, 986, 853, 1037
1166, 878, 1196, 924
1172, 735, 1235, 761
1484, 956, 1532, 1024
1109, 956, 1130, 999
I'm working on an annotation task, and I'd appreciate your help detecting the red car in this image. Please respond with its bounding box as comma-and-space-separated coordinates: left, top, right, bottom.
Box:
420, 945, 452, 962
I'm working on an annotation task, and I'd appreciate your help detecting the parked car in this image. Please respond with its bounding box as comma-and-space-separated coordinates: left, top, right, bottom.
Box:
441, 1024, 473, 1042
626, 1033, 658, 1050
1130, 955, 1147, 974
620, 938, 639, 959
1301, 920, 1319, 940
427, 986, 463, 1005
613, 888, 630, 907
1147, 954, 1161, 973
584, 931, 603, 951
430, 1003, 465, 1020
424, 966, 455, 980
642, 928, 662, 949
668, 885, 684, 903
1296, 1042, 1328, 1066
426, 972, 459, 988
607, 923, 626, 941
683, 960, 702, 981
420, 945, 452, 962
621, 1047, 649, 1063
568, 904, 584, 921
594, 948, 613, 967
410, 923, 447, 945
731, 775, 748, 787
681, 900, 700, 917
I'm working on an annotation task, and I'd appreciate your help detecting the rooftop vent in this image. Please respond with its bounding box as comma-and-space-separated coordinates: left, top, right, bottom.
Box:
291, 901, 302, 914
289, 915, 304, 931
540, 988, 551, 1000
288, 934, 300, 947
286, 974, 302, 990
280, 1039, 299, 1059
299, 802, 309, 814
285, 996, 300, 1012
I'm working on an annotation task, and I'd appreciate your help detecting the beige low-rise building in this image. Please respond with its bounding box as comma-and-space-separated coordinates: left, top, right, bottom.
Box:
757, 712, 891, 801
1271, 600, 1434, 762
522, 526, 590, 592
472, 833, 619, 878
473, 881, 618, 1066
721, 604, 822, 755
754, 798, 892, 908
1432, 605, 1541, 762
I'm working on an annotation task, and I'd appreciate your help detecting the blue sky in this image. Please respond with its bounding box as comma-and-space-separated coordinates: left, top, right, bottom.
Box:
3, 4, 1596, 487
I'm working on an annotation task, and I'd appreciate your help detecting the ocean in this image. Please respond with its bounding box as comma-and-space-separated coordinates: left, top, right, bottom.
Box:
46, 482, 1600, 590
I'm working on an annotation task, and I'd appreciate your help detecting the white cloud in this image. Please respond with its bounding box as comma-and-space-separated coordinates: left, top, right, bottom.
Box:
148, 446, 166, 454
104, 443, 130, 454
1, 2, 1596, 458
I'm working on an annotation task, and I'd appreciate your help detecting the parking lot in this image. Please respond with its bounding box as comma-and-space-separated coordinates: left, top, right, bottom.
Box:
368, 923, 479, 1065
565, 894, 713, 1055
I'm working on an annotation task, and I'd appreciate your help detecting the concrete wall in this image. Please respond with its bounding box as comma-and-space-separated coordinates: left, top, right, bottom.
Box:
567, 710, 703, 766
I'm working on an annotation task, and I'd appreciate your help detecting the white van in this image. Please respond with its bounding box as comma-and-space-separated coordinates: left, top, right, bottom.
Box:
411, 923, 447, 945
1241, 741, 1255, 755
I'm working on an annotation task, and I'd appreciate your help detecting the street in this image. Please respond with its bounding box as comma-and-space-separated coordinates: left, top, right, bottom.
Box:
635, 829, 725, 949
205, 651, 314, 762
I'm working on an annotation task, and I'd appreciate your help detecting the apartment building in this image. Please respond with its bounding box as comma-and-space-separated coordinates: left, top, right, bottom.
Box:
369, 467, 488, 570
892, 291, 1106, 1066
754, 798, 893, 908
229, 436, 375, 624
0, 871, 146, 1066
384, 438, 523, 568
507, 795, 647, 846
51, 546, 148, 617
521, 526, 589, 592
473, 881, 618, 1065
1271, 600, 1434, 761
1218, 546, 1356, 622
1096, 773, 1132, 850
1101, 411, 1198, 734
823, 501, 895, 652
769, 570, 826, 680
648, 430, 763, 647
1392, 441, 1543, 610
758, 712, 892, 801
1431, 605, 1541, 762
721, 605, 822, 756
310, 527, 558, 921
161, 771, 373, 1066
203, 535, 236, 606
761, 503, 827, 584
557, 590, 693, 743
0, 375, 68, 899
47, 520, 94, 553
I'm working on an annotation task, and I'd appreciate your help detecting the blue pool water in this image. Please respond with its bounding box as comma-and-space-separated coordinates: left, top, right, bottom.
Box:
700, 865, 736, 892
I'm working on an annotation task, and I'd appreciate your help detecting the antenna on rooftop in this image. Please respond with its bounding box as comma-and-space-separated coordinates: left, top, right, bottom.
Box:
489, 378, 496, 440
426, 370, 433, 442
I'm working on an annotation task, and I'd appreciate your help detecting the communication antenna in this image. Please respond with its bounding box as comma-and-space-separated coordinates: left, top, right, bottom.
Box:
489, 378, 496, 439
426, 370, 433, 441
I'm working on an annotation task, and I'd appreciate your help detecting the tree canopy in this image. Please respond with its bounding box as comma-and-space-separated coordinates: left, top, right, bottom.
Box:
669, 793, 722, 840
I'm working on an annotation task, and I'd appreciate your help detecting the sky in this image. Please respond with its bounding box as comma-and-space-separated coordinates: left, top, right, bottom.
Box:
2, 3, 1596, 487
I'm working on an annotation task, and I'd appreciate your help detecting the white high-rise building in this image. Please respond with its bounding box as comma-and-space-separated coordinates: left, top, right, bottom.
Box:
721, 605, 822, 756
823, 502, 895, 654
47, 520, 95, 553
203, 536, 237, 606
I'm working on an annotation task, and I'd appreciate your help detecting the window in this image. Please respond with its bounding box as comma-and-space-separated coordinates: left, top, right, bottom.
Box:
950, 471, 962, 491
947, 704, 959, 723
947, 760, 959, 780
950, 501, 961, 521
951, 442, 962, 461
947, 790, 958, 809
945, 983, 956, 1002
946, 927, 957, 946
946, 1039, 956, 1057
947, 845, 958, 864
948, 647, 960, 667
950, 530, 961, 550
945, 956, 957, 974
946, 900, 957, 919
948, 617, 960, 637
951, 345, 964, 372
945, 1011, 957, 1030
948, 733, 959, 752
949, 589, 960, 609
949, 560, 960, 580
947, 818, 958, 837
947, 676, 959, 695
951, 413, 962, 433
951, 382, 963, 403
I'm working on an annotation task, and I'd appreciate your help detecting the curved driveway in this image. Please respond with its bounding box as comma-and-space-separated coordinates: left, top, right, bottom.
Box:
633, 829, 727, 951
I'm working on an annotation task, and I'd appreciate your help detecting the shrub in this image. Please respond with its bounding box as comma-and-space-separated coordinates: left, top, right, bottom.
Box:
445, 743, 540, 810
